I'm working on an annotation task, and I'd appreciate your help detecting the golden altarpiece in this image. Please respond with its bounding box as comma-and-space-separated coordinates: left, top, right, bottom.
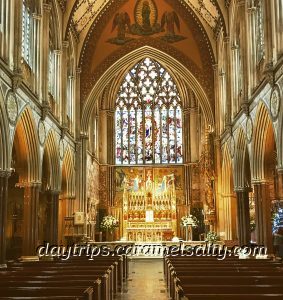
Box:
121, 170, 177, 242
97, 58, 217, 243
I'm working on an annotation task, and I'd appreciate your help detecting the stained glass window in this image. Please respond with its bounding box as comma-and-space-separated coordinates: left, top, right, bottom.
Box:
115, 58, 183, 165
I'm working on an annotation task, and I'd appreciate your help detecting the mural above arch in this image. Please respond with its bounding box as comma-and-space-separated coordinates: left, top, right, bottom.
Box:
80, 0, 215, 104
89, 0, 202, 72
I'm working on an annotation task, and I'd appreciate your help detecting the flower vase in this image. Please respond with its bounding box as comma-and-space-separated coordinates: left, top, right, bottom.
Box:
106, 230, 114, 242
185, 225, 193, 241
185, 226, 188, 241
188, 225, 192, 241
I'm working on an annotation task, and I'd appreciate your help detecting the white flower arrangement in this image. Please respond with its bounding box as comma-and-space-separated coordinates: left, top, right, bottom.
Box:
100, 215, 119, 232
205, 231, 219, 243
181, 215, 198, 228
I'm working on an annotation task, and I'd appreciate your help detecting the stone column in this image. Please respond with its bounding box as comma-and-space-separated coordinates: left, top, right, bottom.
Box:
53, 49, 62, 118
277, 167, 283, 201
224, 36, 231, 125
253, 181, 273, 252
32, 12, 42, 96
247, 4, 257, 95
75, 67, 81, 139
0, 171, 10, 265
77, 134, 88, 236
13, 0, 23, 73
41, 3, 51, 106
61, 40, 69, 128
22, 183, 41, 256
212, 64, 220, 135
235, 188, 251, 246
47, 190, 60, 244
231, 45, 238, 115
263, 0, 277, 70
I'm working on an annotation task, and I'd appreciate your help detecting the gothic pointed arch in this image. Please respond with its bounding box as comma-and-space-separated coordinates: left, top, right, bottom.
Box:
0, 89, 9, 171
42, 130, 61, 191
251, 102, 277, 181
234, 126, 251, 189
220, 144, 237, 240
81, 46, 214, 134
12, 107, 40, 183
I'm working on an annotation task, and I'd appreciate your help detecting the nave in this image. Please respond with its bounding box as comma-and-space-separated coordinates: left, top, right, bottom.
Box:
1, 252, 283, 299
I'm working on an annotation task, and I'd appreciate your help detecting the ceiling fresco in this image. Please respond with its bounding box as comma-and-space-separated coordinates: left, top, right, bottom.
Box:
77, 0, 216, 105
69, 0, 223, 36
88, 0, 204, 72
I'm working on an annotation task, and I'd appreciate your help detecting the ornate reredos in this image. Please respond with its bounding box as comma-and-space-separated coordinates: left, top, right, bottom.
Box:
68, 0, 219, 108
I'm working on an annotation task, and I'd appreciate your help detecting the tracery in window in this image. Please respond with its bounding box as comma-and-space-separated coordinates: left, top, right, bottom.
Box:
22, 2, 31, 66
115, 58, 183, 165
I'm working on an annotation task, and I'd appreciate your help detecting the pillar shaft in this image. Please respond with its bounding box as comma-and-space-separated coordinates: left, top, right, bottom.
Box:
22, 184, 40, 256
0, 171, 10, 264
253, 182, 272, 252
236, 189, 250, 245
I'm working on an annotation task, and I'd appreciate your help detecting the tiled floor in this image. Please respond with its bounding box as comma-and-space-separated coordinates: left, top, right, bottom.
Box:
116, 258, 169, 300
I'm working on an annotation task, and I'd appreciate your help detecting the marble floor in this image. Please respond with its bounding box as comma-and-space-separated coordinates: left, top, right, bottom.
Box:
116, 258, 169, 300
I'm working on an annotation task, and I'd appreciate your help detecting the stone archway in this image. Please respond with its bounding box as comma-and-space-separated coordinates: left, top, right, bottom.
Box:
39, 130, 61, 245
0, 89, 11, 264
7, 107, 40, 258
234, 127, 252, 245
252, 102, 278, 251
58, 147, 75, 245
220, 145, 237, 241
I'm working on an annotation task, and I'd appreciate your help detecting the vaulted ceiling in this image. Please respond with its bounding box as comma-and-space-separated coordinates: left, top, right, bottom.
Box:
58, 0, 229, 114
61, 0, 228, 56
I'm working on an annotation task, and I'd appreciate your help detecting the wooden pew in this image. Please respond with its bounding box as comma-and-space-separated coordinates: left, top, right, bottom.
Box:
164, 255, 283, 300
0, 254, 126, 300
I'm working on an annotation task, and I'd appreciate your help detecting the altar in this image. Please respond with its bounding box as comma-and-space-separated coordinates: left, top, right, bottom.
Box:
122, 171, 177, 242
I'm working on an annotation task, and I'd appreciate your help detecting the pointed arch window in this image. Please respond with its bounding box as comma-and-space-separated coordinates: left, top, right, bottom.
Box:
22, 1, 32, 66
115, 58, 183, 165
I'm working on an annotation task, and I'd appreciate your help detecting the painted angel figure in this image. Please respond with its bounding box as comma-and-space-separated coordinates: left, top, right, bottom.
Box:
112, 12, 131, 40
161, 11, 180, 36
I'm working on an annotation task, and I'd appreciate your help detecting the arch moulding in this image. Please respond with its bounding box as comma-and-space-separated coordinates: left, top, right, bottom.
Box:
81, 46, 215, 134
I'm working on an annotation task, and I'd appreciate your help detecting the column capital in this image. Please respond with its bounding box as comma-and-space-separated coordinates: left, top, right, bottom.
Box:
62, 40, 69, 48
224, 36, 230, 44
80, 133, 89, 140
15, 181, 42, 188
251, 179, 268, 185
32, 13, 42, 20
43, 3, 52, 13
54, 49, 62, 55
231, 44, 239, 51
247, 6, 257, 14
277, 166, 283, 174
47, 190, 61, 196
234, 186, 251, 193
0, 170, 12, 178
212, 64, 218, 71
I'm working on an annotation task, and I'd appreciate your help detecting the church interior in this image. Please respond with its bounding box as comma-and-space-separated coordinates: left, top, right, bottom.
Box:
1, 0, 283, 299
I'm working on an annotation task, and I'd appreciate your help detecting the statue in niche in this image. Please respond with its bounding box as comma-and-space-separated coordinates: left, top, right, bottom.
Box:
146, 172, 153, 192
